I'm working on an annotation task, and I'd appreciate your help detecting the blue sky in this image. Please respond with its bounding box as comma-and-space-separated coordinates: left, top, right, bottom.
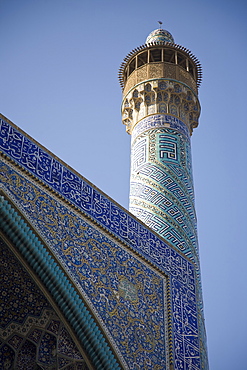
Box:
1, 0, 247, 368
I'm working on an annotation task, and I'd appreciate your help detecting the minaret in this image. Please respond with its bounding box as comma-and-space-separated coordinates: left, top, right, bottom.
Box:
119, 28, 208, 367
119, 27, 202, 260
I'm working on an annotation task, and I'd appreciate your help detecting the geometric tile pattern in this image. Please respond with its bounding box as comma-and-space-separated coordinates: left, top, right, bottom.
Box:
130, 118, 198, 261
159, 134, 178, 162
131, 137, 147, 171
0, 238, 88, 369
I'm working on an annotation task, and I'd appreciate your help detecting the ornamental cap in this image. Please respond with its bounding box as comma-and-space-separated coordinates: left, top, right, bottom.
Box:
146, 28, 174, 44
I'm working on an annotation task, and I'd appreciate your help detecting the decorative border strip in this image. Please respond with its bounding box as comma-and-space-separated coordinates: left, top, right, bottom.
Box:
132, 114, 190, 141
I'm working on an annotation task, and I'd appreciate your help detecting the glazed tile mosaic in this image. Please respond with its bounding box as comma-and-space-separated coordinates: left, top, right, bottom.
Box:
0, 162, 168, 369
131, 114, 190, 142
146, 28, 174, 44
0, 112, 207, 369
130, 118, 198, 260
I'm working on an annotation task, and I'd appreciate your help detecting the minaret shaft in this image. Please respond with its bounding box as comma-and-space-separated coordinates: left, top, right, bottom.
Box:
125, 78, 200, 261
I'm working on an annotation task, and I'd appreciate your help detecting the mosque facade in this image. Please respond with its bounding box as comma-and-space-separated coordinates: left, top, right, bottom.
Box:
0, 29, 208, 369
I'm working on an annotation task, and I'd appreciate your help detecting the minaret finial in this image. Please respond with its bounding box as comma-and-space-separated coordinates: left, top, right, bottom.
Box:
158, 21, 162, 29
